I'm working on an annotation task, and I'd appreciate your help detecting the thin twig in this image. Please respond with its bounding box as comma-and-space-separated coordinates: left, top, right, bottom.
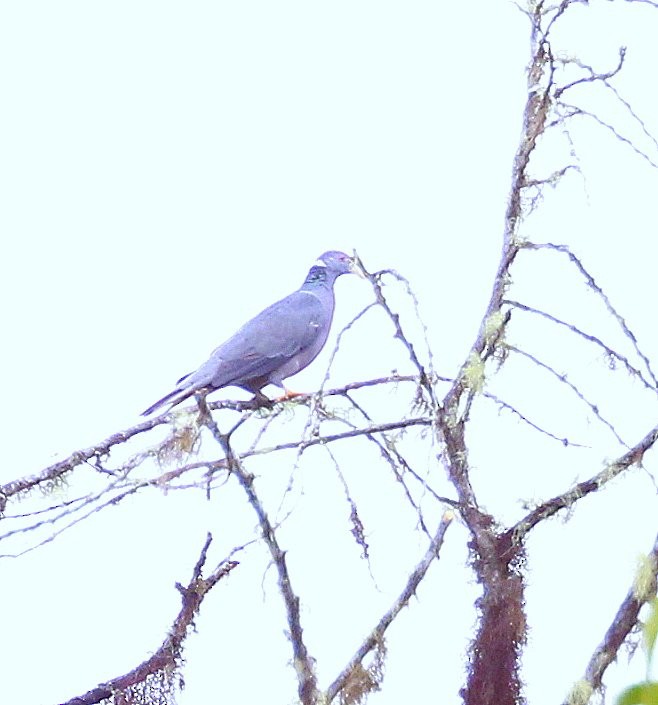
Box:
508, 345, 628, 447
559, 103, 658, 169
325, 511, 453, 702
522, 242, 658, 388
554, 47, 626, 99
504, 299, 657, 393
484, 390, 588, 448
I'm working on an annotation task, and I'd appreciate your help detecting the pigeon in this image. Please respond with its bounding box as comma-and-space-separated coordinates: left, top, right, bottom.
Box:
141, 250, 361, 416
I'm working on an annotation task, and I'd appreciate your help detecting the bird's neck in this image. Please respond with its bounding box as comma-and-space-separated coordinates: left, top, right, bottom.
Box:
302, 266, 334, 289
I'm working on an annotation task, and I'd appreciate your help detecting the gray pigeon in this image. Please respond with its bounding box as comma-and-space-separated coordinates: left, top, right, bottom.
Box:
141, 250, 360, 416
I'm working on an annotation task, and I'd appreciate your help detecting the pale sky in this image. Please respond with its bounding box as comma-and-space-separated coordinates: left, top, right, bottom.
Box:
3, 2, 658, 704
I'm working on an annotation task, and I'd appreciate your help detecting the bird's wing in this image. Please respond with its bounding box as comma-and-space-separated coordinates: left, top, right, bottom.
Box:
196, 291, 328, 389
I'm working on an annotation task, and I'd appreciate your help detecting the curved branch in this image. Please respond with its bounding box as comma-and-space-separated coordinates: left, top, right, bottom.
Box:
58, 534, 238, 705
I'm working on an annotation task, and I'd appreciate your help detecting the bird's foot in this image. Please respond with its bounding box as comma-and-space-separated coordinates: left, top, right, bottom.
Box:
273, 388, 305, 403
248, 391, 275, 410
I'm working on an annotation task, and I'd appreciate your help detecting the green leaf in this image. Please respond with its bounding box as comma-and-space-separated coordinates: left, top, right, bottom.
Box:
617, 682, 658, 705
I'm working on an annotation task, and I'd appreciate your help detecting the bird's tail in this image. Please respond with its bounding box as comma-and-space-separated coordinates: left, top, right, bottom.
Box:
141, 386, 197, 416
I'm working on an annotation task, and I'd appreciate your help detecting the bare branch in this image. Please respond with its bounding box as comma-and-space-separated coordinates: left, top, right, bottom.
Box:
321, 301, 379, 392
362, 265, 439, 409
58, 534, 238, 705
0, 417, 163, 510
484, 390, 588, 447
510, 421, 658, 539
505, 299, 658, 393
325, 511, 453, 703
324, 444, 372, 560
604, 80, 658, 155
554, 47, 626, 99
197, 400, 319, 705
322, 393, 459, 530
560, 102, 658, 169
563, 532, 658, 705
508, 345, 628, 447
1, 377, 431, 508
522, 242, 658, 387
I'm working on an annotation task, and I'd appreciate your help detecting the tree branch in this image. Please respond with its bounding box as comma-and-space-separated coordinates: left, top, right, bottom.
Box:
509, 421, 658, 540
563, 531, 658, 705
57, 533, 238, 705
197, 399, 319, 705
325, 511, 453, 703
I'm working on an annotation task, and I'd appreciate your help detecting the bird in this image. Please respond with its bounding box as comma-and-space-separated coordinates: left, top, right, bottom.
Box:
141, 250, 361, 416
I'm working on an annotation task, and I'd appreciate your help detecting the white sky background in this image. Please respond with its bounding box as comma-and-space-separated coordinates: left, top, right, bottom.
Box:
3, 2, 658, 704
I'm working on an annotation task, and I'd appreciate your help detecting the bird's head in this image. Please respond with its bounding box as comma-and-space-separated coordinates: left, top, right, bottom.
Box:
315, 250, 364, 278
